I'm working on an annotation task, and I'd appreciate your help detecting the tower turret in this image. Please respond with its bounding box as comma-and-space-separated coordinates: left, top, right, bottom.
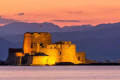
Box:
23, 33, 32, 54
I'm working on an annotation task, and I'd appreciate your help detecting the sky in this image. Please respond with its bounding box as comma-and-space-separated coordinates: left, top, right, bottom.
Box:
0, 0, 120, 27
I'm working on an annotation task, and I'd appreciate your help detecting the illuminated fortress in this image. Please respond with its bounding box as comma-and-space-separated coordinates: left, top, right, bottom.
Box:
7, 32, 86, 65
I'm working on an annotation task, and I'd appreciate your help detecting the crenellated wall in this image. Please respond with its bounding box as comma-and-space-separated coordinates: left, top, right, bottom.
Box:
6, 48, 23, 65
34, 44, 60, 65
34, 43, 81, 64
28, 56, 49, 66
76, 52, 86, 63
7, 32, 86, 65
23, 32, 52, 54
60, 44, 80, 64
23, 33, 32, 54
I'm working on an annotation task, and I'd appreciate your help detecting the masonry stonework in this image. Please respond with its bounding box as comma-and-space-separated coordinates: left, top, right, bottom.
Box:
7, 32, 86, 65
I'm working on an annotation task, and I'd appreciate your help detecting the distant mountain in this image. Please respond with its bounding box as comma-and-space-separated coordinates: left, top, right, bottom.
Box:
52, 25, 120, 42
93, 22, 120, 30
62, 25, 93, 32
61, 22, 120, 32
73, 36, 120, 61
4, 34, 24, 43
39, 22, 61, 32
0, 30, 9, 37
0, 38, 18, 60
1, 22, 120, 61
0, 22, 61, 35
1, 22, 120, 35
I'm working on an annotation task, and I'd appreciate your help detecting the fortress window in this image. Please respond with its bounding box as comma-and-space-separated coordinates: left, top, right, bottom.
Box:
40, 43, 43, 46
78, 56, 80, 60
40, 43, 44, 48
60, 52, 61, 55
31, 44, 33, 48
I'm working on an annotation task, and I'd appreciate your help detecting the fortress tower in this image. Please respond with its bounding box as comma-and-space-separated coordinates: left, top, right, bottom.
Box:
7, 32, 86, 65
60, 44, 79, 64
23, 32, 52, 54
23, 33, 32, 54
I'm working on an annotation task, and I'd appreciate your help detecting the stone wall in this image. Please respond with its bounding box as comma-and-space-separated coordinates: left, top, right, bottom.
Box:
76, 52, 86, 63
23, 32, 52, 54
7, 32, 86, 65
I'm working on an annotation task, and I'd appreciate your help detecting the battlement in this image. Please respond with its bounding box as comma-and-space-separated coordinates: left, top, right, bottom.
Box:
45, 43, 75, 49
76, 52, 86, 63
9, 48, 23, 53
15, 52, 24, 57
55, 41, 71, 45
46, 44, 57, 49
24, 32, 51, 37
23, 32, 52, 54
26, 32, 50, 34
7, 32, 86, 65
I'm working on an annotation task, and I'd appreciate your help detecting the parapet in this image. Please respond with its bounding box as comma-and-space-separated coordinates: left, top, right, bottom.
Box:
76, 52, 85, 54
76, 52, 86, 63
15, 52, 25, 57
9, 48, 23, 53
24, 33, 32, 37
61, 44, 76, 49
64, 41, 71, 45
24, 32, 51, 38
46, 44, 57, 49
55, 41, 71, 45
7, 32, 87, 65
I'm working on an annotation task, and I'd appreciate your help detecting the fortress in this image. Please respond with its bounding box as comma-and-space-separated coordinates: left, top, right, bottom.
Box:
6, 32, 86, 65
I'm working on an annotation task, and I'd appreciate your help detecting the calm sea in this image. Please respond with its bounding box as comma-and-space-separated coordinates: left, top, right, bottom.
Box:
0, 66, 120, 80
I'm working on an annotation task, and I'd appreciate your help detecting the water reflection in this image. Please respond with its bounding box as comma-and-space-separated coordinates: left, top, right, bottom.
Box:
0, 66, 120, 80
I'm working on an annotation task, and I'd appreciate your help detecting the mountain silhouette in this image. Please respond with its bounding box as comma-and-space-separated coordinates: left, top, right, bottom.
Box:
62, 25, 93, 32
1, 22, 120, 61
0, 22, 61, 35
0, 38, 17, 60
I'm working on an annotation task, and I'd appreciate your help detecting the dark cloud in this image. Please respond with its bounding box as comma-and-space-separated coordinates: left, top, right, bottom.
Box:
52, 20, 81, 22
0, 16, 19, 24
17, 13, 25, 16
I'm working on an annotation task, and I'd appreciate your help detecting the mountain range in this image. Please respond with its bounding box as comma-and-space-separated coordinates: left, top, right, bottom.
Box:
0, 22, 120, 61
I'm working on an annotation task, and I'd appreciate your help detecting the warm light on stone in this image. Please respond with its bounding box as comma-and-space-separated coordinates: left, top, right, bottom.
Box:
6, 32, 86, 65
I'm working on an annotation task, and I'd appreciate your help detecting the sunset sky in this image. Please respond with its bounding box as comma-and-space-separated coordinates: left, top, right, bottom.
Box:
0, 0, 120, 27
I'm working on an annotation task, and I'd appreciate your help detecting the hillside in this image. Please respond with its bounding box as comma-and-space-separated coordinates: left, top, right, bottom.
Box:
0, 38, 17, 60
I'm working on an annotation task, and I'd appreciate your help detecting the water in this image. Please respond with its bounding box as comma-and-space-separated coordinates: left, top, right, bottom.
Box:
0, 66, 120, 80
